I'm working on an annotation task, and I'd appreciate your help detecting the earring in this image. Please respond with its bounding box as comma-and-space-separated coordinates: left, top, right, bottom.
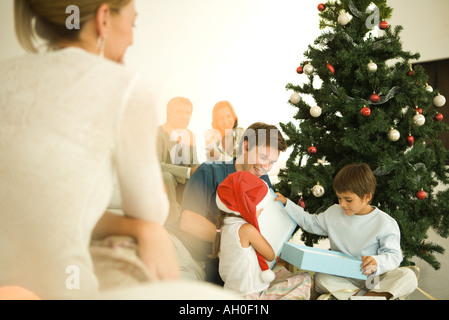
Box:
96, 35, 107, 58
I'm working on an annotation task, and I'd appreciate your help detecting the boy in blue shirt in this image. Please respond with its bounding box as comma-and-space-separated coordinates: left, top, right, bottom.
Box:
275, 163, 418, 300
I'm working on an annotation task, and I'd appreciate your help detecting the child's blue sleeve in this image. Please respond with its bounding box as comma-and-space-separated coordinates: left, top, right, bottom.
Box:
284, 199, 328, 236
371, 224, 403, 275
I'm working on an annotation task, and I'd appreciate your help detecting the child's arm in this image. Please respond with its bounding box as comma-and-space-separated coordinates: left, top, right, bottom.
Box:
275, 192, 328, 236
370, 230, 403, 275
239, 224, 275, 262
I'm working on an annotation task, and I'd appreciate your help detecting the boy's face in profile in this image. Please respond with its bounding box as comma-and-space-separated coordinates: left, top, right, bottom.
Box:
336, 191, 373, 216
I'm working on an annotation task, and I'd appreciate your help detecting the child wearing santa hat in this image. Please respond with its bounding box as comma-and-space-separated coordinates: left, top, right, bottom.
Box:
211, 171, 312, 299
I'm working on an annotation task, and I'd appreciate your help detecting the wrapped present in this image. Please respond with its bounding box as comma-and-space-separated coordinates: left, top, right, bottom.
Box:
281, 242, 367, 280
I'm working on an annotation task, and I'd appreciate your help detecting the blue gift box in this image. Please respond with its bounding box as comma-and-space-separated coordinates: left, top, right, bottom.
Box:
281, 242, 367, 280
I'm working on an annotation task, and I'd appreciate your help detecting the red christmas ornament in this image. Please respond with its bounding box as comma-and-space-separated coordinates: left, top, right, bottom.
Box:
327, 63, 335, 75
416, 189, 427, 200
370, 93, 380, 103
308, 146, 317, 155
422, 241, 429, 256
434, 113, 444, 122
318, 3, 326, 11
407, 135, 415, 147
361, 106, 371, 117
407, 69, 415, 77
297, 197, 305, 209
379, 21, 389, 30
415, 107, 423, 114
296, 66, 304, 74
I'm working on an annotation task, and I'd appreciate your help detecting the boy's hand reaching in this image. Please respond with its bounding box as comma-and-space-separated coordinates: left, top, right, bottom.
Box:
361, 256, 378, 275
274, 193, 287, 206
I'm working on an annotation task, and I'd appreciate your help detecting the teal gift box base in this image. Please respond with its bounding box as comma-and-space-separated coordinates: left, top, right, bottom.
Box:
281, 242, 367, 280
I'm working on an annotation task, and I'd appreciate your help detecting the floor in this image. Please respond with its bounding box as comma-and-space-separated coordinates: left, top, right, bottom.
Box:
407, 228, 449, 300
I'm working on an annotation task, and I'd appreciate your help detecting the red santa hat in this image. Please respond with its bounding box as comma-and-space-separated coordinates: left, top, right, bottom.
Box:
216, 171, 275, 283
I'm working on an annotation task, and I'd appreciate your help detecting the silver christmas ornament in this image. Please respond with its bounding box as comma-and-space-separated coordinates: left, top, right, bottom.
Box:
304, 63, 314, 75
367, 60, 378, 73
290, 92, 301, 104
388, 128, 400, 142
310, 106, 322, 118
413, 114, 426, 127
312, 182, 325, 198
434, 94, 446, 108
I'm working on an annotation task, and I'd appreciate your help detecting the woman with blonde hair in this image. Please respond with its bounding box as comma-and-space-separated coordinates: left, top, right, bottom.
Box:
0, 0, 182, 300
205, 101, 245, 162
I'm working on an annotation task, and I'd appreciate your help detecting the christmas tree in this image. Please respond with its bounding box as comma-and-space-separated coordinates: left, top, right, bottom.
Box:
276, 0, 449, 270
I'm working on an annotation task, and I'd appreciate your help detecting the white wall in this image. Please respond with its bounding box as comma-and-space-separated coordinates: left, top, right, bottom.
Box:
127, 0, 319, 165
388, 0, 449, 63
1, 0, 448, 174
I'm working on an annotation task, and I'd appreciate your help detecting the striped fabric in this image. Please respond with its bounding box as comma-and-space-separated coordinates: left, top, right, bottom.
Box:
246, 266, 312, 300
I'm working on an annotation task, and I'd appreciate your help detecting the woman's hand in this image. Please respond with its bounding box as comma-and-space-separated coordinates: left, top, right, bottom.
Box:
92, 212, 180, 281
136, 221, 180, 281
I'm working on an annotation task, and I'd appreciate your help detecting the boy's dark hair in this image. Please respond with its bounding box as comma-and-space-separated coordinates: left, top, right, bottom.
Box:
333, 163, 377, 203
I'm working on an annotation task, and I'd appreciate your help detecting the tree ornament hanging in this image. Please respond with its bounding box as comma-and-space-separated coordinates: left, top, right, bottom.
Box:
296, 66, 304, 74
422, 241, 429, 256
425, 83, 434, 92
367, 60, 378, 73
407, 64, 414, 77
327, 62, 335, 75
370, 92, 380, 103
310, 106, 322, 118
415, 106, 423, 114
388, 128, 400, 142
407, 134, 415, 147
312, 182, 325, 198
318, 3, 326, 12
434, 113, 444, 122
413, 113, 426, 127
337, 12, 350, 26
304, 63, 314, 75
297, 197, 305, 209
416, 189, 427, 200
379, 21, 389, 30
361, 106, 371, 117
308, 145, 317, 155
290, 92, 301, 104
433, 94, 446, 107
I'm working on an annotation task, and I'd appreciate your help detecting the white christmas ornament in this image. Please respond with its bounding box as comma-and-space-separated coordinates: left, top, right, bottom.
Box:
434, 94, 446, 107
312, 182, 325, 198
388, 128, 400, 142
413, 114, 426, 127
338, 12, 350, 26
290, 92, 301, 104
367, 60, 377, 73
425, 84, 433, 92
310, 106, 322, 117
304, 63, 314, 75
